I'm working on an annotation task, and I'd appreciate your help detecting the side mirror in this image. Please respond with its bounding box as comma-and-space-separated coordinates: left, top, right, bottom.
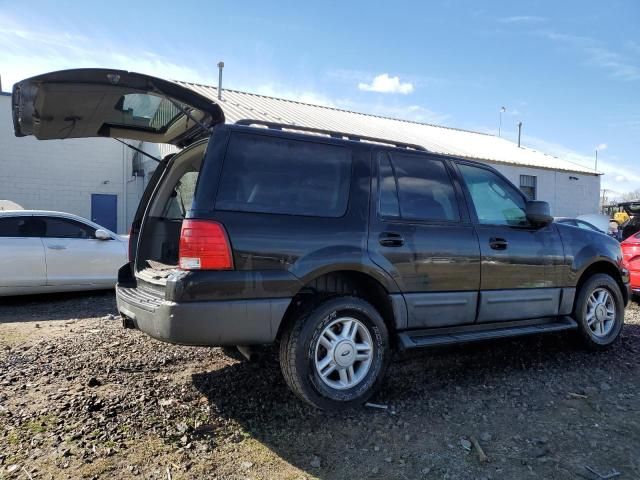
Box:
95, 229, 112, 240
525, 201, 553, 227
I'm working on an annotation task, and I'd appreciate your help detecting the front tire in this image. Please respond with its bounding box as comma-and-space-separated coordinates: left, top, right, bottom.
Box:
573, 273, 625, 350
279, 296, 390, 410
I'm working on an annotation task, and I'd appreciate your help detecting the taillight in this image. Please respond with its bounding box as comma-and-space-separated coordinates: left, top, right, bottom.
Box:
179, 220, 234, 270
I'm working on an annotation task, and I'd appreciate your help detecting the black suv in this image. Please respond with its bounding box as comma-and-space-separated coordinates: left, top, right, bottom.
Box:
13, 69, 630, 410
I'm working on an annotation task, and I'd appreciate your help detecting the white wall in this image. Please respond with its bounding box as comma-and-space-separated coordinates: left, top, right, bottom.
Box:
490, 162, 601, 217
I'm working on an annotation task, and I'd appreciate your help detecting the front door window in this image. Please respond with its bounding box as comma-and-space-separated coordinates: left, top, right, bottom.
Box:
458, 164, 528, 226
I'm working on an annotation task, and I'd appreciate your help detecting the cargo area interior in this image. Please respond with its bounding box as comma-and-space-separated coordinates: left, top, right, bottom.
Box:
135, 141, 206, 284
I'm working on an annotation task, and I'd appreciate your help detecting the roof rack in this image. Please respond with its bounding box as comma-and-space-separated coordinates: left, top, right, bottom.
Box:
234, 119, 427, 151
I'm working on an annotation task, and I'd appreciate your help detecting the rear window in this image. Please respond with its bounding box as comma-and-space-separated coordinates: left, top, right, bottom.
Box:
113, 93, 182, 132
215, 133, 352, 217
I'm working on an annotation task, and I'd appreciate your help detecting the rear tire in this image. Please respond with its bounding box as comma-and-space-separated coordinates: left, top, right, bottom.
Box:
279, 296, 390, 410
573, 273, 624, 350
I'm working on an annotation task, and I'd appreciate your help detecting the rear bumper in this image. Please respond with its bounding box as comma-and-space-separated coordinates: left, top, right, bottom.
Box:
116, 284, 291, 346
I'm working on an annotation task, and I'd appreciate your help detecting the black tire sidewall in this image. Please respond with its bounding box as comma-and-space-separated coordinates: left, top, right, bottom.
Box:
294, 297, 389, 409
574, 274, 624, 348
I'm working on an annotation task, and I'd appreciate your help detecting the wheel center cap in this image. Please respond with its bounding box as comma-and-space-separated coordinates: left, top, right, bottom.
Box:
334, 340, 356, 367
595, 304, 607, 322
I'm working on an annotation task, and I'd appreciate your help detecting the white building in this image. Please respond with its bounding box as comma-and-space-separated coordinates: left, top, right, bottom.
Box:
0, 84, 600, 232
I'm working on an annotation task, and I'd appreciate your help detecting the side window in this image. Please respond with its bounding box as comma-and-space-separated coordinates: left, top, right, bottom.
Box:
377, 153, 400, 217
458, 164, 527, 226
390, 153, 460, 222
576, 220, 598, 232
43, 217, 96, 239
0, 217, 46, 237
163, 171, 199, 220
216, 133, 352, 217
0, 217, 26, 237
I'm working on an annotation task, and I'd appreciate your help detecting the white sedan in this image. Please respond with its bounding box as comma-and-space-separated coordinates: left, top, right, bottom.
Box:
0, 210, 127, 296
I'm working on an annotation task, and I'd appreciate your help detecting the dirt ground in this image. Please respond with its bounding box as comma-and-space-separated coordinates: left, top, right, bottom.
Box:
0, 291, 639, 480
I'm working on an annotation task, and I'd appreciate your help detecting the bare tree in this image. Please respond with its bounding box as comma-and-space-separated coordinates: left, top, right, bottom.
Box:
620, 189, 640, 202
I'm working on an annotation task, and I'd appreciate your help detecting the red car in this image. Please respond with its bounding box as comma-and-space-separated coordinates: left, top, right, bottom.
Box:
622, 232, 640, 295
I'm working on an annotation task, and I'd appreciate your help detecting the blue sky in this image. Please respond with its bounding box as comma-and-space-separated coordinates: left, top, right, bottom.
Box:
1, 1, 638, 197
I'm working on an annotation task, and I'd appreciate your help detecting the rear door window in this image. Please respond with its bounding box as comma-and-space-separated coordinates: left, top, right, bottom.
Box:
0, 216, 46, 237
215, 133, 352, 217
388, 153, 460, 222
0, 217, 26, 237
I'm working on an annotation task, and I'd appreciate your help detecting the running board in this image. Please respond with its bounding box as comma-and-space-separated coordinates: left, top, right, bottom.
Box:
397, 317, 578, 350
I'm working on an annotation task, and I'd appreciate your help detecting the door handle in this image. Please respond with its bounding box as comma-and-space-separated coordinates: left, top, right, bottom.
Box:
47, 245, 66, 250
379, 232, 405, 247
489, 237, 508, 250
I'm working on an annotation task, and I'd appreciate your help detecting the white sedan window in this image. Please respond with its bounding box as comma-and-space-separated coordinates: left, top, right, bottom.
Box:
42, 217, 96, 239
0, 216, 46, 237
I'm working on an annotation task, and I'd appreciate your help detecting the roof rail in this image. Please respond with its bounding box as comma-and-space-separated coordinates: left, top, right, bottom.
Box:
234, 119, 427, 151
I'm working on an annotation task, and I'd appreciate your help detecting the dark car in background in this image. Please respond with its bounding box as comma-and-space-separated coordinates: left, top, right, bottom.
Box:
618, 201, 640, 240
555, 217, 605, 233
12, 69, 631, 410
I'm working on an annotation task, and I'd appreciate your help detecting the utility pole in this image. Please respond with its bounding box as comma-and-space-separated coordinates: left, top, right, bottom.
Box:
517, 121, 522, 147
498, 106, 506, 137
595, 149, 598, 171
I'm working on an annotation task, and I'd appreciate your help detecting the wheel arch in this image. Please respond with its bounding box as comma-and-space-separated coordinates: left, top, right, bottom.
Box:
574, 260, 628, 309
276, 269, 402, 342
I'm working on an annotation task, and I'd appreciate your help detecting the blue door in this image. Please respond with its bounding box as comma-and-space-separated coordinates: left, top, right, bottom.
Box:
91, 194, 118, 232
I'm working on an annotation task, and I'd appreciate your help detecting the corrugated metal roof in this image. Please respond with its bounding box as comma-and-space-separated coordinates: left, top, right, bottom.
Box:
176, 81, 598, 175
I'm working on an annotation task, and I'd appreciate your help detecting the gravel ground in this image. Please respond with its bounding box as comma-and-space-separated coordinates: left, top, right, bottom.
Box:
1, 291, 639, 479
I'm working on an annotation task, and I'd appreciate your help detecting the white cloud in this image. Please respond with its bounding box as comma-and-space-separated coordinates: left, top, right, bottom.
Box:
539, 30, 640, 82
0, 14, 215, 90
358, 73, 414, 94
596, 143, 608, 151
498, 16, 546, 24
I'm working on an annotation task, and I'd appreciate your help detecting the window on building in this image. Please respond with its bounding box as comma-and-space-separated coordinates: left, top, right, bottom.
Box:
519, 175, 537, 200
216, 133, 352, 217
